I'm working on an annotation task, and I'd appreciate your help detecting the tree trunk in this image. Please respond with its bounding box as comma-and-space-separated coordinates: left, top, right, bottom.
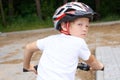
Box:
8, 0, 14, 17
95, 0, 100, 12
35, 0, 42, 20
0, 0, 7, 27
95, 0, 101, 20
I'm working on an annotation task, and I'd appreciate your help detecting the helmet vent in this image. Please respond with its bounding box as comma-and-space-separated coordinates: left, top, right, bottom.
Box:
56, 8, 65, 15
65, 9, 75, 12
66, 5, 72, 7
73, 4, 83, 9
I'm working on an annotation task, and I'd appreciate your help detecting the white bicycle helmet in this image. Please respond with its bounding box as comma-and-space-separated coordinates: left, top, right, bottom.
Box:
53, 2, 94, 30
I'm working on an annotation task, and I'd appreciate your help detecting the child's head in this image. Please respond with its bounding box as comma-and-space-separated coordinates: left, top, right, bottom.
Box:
53, 2, 94, 38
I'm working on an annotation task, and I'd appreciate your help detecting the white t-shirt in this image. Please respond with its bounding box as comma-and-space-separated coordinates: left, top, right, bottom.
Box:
36, 34, 90, 80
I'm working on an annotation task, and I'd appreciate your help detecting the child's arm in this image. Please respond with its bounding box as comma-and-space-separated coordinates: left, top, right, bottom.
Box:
23, 41, 39, 74
85, 54, 104, 71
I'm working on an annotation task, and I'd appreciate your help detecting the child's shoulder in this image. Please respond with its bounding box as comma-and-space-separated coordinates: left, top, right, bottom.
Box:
41, 34, 61, 40
42, 34, 85, 43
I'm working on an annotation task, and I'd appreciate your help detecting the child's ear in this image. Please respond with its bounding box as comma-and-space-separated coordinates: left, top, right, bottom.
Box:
61, 22, 67, 31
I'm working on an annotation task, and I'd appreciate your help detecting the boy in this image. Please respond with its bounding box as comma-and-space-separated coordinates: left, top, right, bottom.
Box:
23, 2, 104, 80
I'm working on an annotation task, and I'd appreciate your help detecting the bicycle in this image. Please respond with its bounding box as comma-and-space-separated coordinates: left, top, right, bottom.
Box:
23, 62, 91, 72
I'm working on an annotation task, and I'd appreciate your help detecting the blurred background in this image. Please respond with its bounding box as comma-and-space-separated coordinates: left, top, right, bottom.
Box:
0, 0, 120, 32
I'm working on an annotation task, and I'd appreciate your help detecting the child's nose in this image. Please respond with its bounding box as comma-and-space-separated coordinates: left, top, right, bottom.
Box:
82, 26, 87, 31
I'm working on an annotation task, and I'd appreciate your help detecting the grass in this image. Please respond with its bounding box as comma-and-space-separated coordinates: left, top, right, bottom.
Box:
0, 15, 53, 32
0, 14, 120, 32
96, 14, 120, 22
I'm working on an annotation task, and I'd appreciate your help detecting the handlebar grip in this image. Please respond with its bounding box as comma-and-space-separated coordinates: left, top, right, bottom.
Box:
23, 68, 29, 72
101, 67, 104, 71
77, 62, 90, 71
34, 65, 38, 71
23, 65, 38, 72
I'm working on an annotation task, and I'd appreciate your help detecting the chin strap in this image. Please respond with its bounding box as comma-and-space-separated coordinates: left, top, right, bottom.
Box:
60, 22, 70, 35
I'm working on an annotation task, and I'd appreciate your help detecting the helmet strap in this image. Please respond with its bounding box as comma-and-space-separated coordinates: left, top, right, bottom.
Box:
60, 22, 70, 35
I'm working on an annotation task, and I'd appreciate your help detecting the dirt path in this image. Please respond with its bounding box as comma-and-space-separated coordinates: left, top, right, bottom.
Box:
0, 21, 120, 80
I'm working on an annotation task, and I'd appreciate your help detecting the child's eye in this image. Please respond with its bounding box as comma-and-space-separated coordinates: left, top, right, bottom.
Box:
86, 25, 89, 27
78, 23, 82, 26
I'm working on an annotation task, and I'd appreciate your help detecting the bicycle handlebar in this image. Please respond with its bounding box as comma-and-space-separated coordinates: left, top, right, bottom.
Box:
23, 62, 104, 72
23, 62, 90, 72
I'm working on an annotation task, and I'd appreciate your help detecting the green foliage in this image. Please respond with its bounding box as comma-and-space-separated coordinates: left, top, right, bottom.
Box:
99, 14, 120, 22
0, 0, 120, 32
0, 15, 53, 32
100, 0, 120, 17
40, 0, 63, 20
40, 0, 54, 19
79, 0, 95, 10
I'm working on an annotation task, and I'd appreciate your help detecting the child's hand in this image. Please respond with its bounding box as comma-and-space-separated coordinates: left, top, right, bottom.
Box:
90, 66, 104, 71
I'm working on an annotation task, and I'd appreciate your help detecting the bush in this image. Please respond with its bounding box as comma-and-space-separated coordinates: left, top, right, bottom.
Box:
0, 15, 53, 32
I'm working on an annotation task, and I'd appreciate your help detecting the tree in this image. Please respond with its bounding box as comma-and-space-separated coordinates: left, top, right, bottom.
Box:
8, 0, 14, 17
64, 0, 78, 3
63, 0, 68, 3
72, 0, 78, 1
94, 0, 101, 20
95, 0, 100, 12
35, 0, 42, 20
0, 0, 7, 26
